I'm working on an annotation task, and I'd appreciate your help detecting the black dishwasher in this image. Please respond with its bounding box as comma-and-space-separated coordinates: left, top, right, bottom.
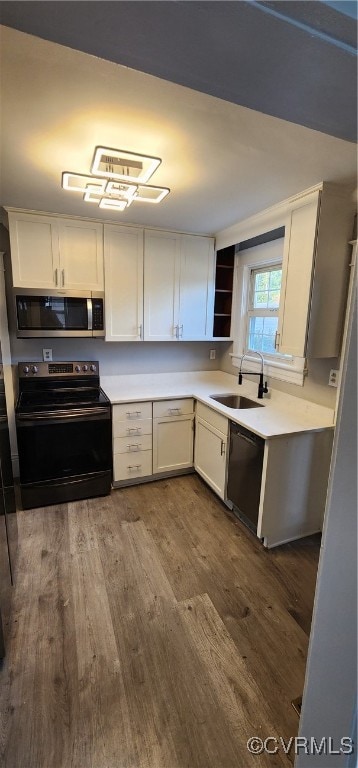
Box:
227, 421, 264, 533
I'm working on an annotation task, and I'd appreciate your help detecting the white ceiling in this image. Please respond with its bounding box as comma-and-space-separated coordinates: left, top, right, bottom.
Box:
0, 25, 356, 235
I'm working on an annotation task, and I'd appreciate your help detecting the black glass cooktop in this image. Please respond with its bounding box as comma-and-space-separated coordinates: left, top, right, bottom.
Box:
17, 387, 110, 413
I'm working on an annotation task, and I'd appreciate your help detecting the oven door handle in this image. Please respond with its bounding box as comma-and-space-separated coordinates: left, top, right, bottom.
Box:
16, 407, 110, 426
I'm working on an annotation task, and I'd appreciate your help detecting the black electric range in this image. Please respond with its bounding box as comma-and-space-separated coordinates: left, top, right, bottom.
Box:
15, 361, 112, 509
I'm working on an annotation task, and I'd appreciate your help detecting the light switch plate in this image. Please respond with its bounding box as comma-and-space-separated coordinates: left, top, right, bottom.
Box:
43, 348, 53, 362
209, 349, 216, 360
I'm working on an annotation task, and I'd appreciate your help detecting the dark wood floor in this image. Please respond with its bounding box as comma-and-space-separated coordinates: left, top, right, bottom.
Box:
0, 474, 320, 768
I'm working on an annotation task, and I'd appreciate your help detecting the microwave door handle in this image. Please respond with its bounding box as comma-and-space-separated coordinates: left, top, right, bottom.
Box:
87, 298, 93, 331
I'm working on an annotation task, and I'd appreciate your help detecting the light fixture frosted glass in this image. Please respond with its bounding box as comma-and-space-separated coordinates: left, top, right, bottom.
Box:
99, 198, 128, 211
134, 185, 170, 203
62, 172, 106, 194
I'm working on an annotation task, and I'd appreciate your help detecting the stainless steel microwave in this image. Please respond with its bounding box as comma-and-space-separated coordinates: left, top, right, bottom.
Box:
14, 289, 105, 338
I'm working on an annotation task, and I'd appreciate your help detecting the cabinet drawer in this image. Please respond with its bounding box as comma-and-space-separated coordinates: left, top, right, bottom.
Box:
114, 451, 152, 482
113, 401, 152, 421
196, 401, 228, 435
113, 418, 152, 439
113, 434, 152, 455
153, 398, 194, 418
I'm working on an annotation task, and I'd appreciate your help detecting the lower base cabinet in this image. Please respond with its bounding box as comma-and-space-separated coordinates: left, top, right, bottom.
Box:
194, 402, 228, 500
112, 401, 153, 484
112, 398, 194, 485
153, 398, 194, 474
111, 397, 332, 551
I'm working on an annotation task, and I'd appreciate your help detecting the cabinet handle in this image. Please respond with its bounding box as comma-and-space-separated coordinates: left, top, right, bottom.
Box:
179, 324, 183, 338
274, 331, 281, 350
138, 324, 143, 340
127, 427, 142, 434
55, 268, 59, 286
169, 407, 181, 415
220, 439, 226, 456
126, 410, 142, 418
127, 464, 141, 471
127, 444, 141, 451
173, 325, 178, 339
61, 269, 65, 287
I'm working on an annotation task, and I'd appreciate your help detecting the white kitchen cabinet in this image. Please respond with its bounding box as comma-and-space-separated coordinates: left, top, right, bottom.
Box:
144, 230, 215, 341
104, 224, 144, 341
194, 402, 228, 500
179, 235, 215, 340
276, 186, 353, 358
153, 399, 194, 473
8, 210, 104, 291
57, 219, 104, 290
8, 211, 60, 288
144, 230, 181, 341
112, 401, 153, 484
258, 429, 333, 548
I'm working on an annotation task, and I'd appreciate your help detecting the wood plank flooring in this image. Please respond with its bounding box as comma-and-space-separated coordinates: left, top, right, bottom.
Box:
0, 475, 320, 768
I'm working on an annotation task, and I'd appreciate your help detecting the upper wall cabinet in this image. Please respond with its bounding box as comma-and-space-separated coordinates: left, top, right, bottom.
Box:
56, 219, 104, 291
277, 187, 353, 358
144, 230, 215, 341
7, 210, 104, 291
104, 224, 144, 342
8, 211, 60, 289
216, 183, 354, 359
179, 235, 215, 341
144, 230, 181, 341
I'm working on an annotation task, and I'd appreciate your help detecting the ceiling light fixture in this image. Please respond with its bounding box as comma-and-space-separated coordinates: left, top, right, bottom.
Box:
61, 147, 170, 212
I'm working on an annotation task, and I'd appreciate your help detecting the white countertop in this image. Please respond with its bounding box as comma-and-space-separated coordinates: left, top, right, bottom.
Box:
100, 370, 334, 439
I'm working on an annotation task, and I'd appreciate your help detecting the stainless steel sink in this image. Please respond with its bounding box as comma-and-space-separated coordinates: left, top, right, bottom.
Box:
209, 394, 264, 409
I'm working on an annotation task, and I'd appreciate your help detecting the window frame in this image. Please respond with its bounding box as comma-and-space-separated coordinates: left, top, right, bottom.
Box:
246, 263, 283, 360
230, 239, 307, 386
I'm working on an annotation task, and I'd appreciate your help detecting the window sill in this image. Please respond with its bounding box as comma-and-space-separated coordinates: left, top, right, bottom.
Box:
230, 353, 307, 386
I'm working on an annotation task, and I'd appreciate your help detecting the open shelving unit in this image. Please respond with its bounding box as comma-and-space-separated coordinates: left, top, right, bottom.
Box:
213, 245, 235, 338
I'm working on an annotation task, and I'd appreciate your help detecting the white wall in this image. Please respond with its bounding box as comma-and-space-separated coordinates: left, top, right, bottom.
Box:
10, 337, 222, 377
296, 285, 357, 765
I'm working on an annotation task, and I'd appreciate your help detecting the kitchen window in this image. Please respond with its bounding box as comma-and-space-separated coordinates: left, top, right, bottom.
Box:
231, 238, 306, 385
246, 264, 282, 357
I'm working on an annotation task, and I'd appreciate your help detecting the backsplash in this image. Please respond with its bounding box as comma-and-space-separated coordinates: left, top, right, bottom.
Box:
218, 344, 338, 409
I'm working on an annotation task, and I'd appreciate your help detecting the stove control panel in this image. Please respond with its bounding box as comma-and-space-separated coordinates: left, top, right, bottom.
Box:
19, 361, 99, 378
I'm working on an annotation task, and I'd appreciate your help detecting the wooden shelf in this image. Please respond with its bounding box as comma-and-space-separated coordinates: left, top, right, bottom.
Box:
213, 245, 235, 337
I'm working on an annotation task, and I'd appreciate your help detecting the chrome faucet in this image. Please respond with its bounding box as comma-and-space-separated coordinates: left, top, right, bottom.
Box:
238, 351, 268, 399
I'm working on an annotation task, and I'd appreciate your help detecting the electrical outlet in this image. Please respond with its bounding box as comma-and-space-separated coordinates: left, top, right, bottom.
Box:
43, 348, 53, 362
209, 349, 216, 360
328, 369, 339, 387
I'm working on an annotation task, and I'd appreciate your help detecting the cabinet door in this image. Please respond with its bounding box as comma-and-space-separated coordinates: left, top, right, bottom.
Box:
194, 416, 227, 500
58, 219, 104, 290
179, 235, 215, 340
278, 194, 319, 357
104, 225, 144, 341
144, 230, 181, 340
153, 414, 194, 473
8, 212, 60, 288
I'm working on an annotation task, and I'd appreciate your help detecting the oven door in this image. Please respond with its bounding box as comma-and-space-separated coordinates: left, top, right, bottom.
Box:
16, 407, 112, 485
14, 290, 96, 338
